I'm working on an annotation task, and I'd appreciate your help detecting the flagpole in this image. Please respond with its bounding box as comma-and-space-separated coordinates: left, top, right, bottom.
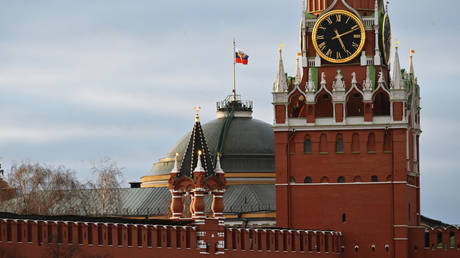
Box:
233, 38, 237, 101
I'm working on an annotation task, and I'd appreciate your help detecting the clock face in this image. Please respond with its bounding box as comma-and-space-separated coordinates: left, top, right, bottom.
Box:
382, 13, 392, 65
312, 10, 366, 63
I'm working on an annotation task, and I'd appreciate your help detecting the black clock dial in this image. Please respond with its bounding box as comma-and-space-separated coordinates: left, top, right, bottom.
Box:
382, 13, 392, 65
312, 10, 365, 63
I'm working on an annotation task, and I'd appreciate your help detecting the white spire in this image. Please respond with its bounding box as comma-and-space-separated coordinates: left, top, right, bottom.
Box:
391, 46, 404, 90
409, 53, 415, 75
193, 151, 205, 172
351, 72, 358, 85
295, 56, 301, 85
214, 153, 224, 174
320, 72, 326, 87
273, 48, 288, 92
171, 153, 179, 173
374, 0, 379, 24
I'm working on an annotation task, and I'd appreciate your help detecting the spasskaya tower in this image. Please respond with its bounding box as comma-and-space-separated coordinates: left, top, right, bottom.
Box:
272, 0, 422, 257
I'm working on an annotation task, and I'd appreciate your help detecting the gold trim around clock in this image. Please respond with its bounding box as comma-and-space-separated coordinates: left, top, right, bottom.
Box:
312, 10, 366, 64
382, 12, 392, 65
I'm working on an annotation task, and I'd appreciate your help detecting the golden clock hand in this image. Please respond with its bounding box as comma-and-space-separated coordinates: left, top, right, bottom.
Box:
334, 29, 347, 52
332, 27, 359, 40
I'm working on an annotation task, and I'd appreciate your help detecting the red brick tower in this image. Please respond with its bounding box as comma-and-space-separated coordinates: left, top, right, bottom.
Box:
273, 1, 422, 257
168, 108, 227, 254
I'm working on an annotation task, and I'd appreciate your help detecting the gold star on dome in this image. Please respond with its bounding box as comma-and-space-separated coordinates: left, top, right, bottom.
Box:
194, 106, 201, 122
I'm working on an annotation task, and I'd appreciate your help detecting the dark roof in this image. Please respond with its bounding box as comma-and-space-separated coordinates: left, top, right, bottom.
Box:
0, 212, 193, 226
0, 185, 276, 217
179, 118, 214, 178
151, 117, 275, 176
421, 215, 455, 228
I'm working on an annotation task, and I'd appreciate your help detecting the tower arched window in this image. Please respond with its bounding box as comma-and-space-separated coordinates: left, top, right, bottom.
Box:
315, 93, 333, 118
384, 132, 393, 153
336, 134, 344, 153
304, 177, 312, 183
304, 135, 312, 154
320, 176, 329, 183
337, 176, 345, 183
346, 92, 364, 117
371, 175, 378, 182
373, 91, 390, 116
367, 133, 376, 153
319, 133, 328, 153
351, 133, 360, 153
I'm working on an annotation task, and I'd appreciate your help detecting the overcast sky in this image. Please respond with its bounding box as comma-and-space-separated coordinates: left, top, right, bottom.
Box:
0, 0, 459, 223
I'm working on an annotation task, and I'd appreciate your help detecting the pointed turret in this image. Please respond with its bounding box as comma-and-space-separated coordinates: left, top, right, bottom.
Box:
214, 153, 224, 174
391, 46, 404, 90
171, 153, 179, 173
193, 151, 205, 173
295, 56, 302, 85
273, 48, 288, 92
409, 51, 415, 75
179, 107, 214, 178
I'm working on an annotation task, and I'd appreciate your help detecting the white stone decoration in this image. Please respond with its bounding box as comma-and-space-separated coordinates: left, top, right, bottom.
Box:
332, 69, 346, 92
351, 72, 358, 84
273, 49, 288, 93
295, 57, 302, 85
315, 53, 321, 67
360, 51, 367, 66
373, 0, 381, 66
363, 66, 373, 91
306, 68, 315, 92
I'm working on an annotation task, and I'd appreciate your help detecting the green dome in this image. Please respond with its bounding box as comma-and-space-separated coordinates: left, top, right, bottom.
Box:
150, 116, 275, 176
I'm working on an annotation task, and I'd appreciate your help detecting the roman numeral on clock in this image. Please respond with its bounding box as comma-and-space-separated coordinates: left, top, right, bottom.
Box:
352, 42, 359, 49
336, 14, 341, 22
326, 49, 332, 57
336, 52, 342, 59
318, 42, 326, 51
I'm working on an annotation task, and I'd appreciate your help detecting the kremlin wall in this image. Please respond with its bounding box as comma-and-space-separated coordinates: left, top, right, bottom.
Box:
1, 0, 460, 257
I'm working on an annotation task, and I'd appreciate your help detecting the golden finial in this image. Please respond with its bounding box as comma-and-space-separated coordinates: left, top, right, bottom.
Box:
194, 106, 201, 122
279, 43, 285, 52
410, 49, 415, 57
198, 150, 202, 156
395, 40, 400, 49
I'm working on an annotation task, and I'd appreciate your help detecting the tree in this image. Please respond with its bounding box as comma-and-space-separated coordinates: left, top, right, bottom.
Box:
5, 162, 83, 215
89, 158, 123, 216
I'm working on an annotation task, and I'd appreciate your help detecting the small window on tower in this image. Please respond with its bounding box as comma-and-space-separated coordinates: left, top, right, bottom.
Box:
304, 177, 312, 183
367, 133, 376, 153
304, 136, 312, 154
384, 132, 393, 153
371, 175, 378, 182
336, 134, 344, 153
424, 231, 430, 248
342, 213, 346, 223
437, 231, 443, 248
337, 176, 345, 183
290, 177, 296, 183
319, 133, 328, 154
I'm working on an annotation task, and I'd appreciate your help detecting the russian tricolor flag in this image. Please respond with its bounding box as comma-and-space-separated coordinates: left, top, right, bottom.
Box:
235, 51, 249, 65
